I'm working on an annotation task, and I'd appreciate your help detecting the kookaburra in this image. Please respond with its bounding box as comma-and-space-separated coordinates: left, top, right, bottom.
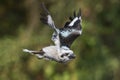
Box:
23, 3, 82, 63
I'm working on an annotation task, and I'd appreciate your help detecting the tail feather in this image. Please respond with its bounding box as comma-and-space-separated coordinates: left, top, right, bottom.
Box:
23, 49, 45, 58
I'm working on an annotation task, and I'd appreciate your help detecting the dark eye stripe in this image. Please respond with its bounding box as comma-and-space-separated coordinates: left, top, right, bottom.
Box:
65, 53, 69, 56
61, 55, 64, 57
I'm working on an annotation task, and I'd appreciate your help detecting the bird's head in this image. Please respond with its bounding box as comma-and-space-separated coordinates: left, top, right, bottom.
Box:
58, 46, 76, 63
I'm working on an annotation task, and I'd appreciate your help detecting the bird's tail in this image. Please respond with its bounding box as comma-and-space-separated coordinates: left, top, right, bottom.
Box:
23, 49, 45, 59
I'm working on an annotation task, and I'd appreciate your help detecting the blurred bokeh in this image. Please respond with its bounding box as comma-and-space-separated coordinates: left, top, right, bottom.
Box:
0, 0, 120, 80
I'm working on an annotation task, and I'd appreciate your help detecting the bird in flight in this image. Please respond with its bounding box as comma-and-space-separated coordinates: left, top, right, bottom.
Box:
23, 3, 82, 63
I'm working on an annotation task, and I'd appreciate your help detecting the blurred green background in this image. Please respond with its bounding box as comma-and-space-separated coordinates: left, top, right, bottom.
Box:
0, 0, 120, 80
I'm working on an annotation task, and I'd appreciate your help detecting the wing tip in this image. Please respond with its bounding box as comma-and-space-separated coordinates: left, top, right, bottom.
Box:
40, 2, 50, 15
77, 8, 81, 17
23, 49, 29, 52
69, 8, 81, 21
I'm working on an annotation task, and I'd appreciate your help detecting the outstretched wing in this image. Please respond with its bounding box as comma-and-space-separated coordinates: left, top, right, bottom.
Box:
40, 3, 58, 32
59, 9, 82, 48
64, 9, 82, 29
40, 3, 61, 52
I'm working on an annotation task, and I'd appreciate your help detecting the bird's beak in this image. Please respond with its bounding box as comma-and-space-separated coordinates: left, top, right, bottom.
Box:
69, 54, 76, 59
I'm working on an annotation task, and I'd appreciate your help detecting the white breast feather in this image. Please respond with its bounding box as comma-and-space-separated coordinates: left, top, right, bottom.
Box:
42, 46, 59, 59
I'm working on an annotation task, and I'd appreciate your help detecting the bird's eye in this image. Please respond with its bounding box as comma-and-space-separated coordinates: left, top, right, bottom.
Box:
61, 55, 64, 57
61, 53, 69, 58
65, 53, 69, 56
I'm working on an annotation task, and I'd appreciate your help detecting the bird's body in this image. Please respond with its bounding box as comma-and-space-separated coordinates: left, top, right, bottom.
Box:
23, 46, 59, 61
23, 3, 82, 63
23, 45, 75, 63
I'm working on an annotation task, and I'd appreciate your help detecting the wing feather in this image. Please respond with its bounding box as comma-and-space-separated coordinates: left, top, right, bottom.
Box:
40, 3, 57, 30
60, 9, 82, 48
